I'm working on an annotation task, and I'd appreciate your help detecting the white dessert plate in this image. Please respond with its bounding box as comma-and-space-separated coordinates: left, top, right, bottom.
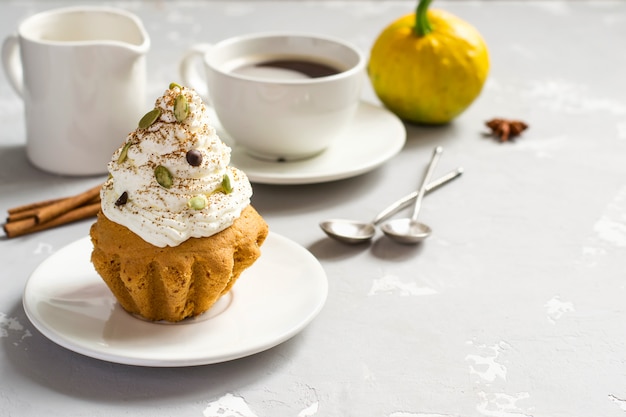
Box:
22, 232, 328, 367
216, 101, 406, 185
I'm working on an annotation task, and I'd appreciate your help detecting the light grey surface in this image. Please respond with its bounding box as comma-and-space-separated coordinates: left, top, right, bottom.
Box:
2, 1, 626, 416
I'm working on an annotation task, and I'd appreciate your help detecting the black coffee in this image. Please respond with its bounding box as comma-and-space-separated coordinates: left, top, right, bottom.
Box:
254, 59, 340, 78
231, 56, 343, 79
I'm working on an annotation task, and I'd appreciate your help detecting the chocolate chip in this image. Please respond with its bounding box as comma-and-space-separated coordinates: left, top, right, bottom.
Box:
186, 149, 203, 166
115, 191, 128, 206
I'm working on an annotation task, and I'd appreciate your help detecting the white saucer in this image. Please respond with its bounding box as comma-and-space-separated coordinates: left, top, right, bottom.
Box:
22, 233, 328, 367
217, 101, 406, 185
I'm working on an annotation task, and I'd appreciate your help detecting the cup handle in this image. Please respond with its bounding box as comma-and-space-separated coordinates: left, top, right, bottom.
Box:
2, 34, 23, 97
179, 43, 213, 104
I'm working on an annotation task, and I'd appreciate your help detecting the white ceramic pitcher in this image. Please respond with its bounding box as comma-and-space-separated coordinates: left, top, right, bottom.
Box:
1, 6, 150, 176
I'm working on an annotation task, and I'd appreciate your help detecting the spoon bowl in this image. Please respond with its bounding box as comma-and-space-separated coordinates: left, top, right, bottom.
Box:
381, 146, 442, 244
319, 167, 462, 244
379, 218, 432, 244
319, 220, 376, 244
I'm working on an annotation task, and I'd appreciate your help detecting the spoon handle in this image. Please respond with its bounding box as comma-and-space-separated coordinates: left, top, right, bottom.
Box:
411, 146, 443, 221
372, 166, 463, 225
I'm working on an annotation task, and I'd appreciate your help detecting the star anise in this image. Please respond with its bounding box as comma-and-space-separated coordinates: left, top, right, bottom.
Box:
485, 118, 528, 142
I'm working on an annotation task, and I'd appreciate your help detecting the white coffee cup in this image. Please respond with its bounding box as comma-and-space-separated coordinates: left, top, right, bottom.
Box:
180, 32, 365, 161
1, 6, 150, 176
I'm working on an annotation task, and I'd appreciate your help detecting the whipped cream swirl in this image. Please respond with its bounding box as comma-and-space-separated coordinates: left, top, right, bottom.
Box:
101, 85, 252, 247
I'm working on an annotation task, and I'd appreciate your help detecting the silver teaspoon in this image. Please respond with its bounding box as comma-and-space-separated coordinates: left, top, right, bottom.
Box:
320, 164, 461, 244
380, 146, 442, 244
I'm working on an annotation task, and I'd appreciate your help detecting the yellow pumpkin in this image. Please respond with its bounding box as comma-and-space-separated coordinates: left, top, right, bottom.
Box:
368, 0, 489, 124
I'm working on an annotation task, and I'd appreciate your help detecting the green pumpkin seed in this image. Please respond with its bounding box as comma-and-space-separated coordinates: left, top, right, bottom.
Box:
117, 141, 132, 164
187, 195, 207, 210
154, 165, 174, 189
221, 174, 233, 194
174, 94, 189, 122
138, 108, 161, 129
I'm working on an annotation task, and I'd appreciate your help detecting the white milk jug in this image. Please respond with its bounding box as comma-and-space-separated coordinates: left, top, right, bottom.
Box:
2, 6, 150, 176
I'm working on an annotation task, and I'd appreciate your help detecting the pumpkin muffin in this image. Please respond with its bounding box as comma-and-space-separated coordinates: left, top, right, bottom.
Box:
90, 84, 268, 322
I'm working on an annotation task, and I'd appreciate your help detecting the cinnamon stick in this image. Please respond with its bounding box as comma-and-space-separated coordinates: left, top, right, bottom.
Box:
35, 184, 101, 224
7, 206, 43, 223
4, 202, 100, 238
7, 194, 101, 223
3, 184, 103, 238
7, 196, 66, 215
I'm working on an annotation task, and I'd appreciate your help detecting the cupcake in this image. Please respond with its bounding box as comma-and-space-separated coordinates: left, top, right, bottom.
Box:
90, 83, 268, 322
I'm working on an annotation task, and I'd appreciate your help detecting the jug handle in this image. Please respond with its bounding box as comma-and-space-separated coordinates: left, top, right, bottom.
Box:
2, 34, 23, 97
179, 43, 212, 104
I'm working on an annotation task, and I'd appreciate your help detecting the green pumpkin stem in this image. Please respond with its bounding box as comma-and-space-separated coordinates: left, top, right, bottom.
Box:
414, 0, 434, 37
